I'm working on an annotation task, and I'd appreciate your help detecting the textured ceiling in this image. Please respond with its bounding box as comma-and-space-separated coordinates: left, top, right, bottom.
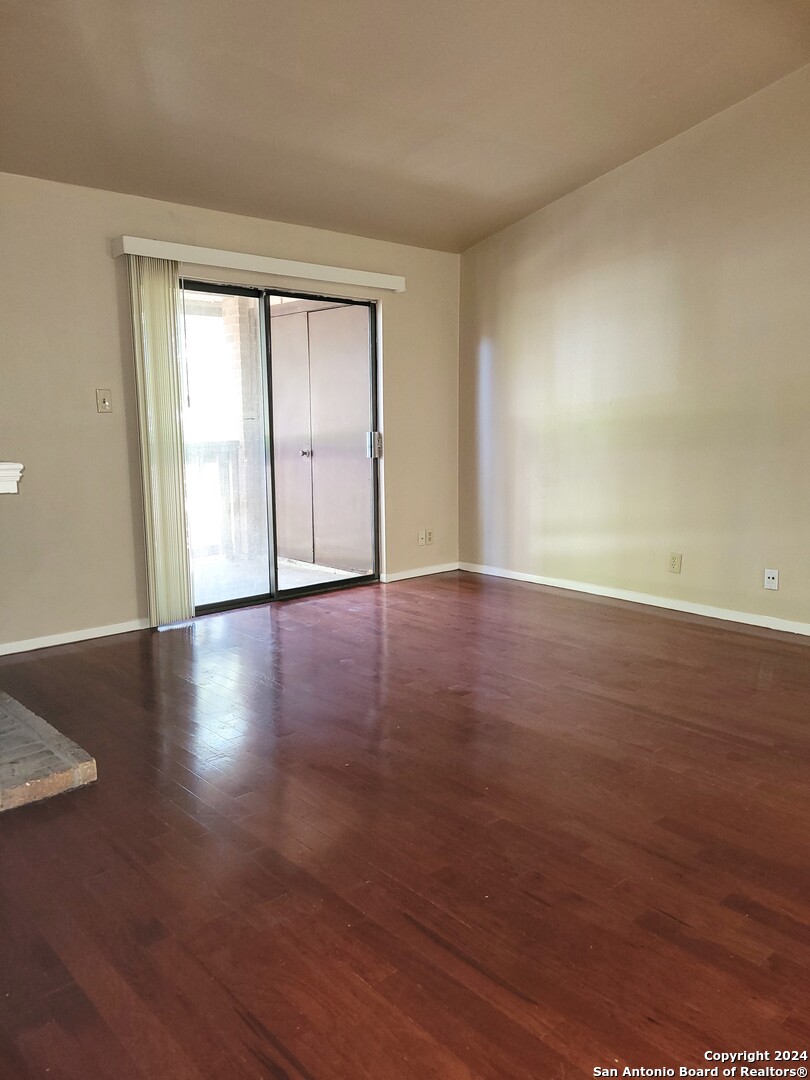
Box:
2, 0, 810, 251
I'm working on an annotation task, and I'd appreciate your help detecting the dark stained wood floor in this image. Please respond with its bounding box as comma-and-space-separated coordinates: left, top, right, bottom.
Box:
1, 571, 809, 1079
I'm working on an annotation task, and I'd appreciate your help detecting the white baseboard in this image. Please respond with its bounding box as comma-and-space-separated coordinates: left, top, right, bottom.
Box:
381, 563, 460, 583
459, 562, 810, 638
4, 567, 806, 655
0, 618, 150, 657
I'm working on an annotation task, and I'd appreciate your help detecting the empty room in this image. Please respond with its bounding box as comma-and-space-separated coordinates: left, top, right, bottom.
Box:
1, 2, 809, 1077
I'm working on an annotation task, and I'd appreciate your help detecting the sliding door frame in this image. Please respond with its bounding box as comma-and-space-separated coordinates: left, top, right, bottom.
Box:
180, 278, 380, 614
264, 286, 380, 600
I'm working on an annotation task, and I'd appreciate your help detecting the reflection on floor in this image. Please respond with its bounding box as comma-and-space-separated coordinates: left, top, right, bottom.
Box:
276, 558, 359, 592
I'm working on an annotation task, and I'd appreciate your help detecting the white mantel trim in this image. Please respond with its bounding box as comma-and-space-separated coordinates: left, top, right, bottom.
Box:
112, 236, 406, 293
0, 462, 24, 494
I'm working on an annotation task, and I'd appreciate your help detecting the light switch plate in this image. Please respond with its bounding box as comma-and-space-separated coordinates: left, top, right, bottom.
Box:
96, 389, 112, 414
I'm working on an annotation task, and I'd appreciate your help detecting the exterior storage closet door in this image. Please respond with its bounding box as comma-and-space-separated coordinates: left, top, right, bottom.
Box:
271, 312, 314, 565
308, 304, 374, 573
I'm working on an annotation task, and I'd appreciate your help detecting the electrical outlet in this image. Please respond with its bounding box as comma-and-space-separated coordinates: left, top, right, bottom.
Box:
417, 529, 426, 547
425, 528, 433, 546
764, 568, 779, 591
95, 389, 113, 414
668, 552, 683, 574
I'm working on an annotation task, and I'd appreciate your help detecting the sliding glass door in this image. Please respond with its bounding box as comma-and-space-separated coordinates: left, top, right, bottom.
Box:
180, 284, 378, 611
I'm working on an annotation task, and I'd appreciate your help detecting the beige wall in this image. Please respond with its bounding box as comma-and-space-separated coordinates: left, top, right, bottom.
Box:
460, 66, 810, 625
0, 173, 459, 646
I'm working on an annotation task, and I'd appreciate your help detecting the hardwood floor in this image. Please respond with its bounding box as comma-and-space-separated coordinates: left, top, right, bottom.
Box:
1, 571, 809, 1079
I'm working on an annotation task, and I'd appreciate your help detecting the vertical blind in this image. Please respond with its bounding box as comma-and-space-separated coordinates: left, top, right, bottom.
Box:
126, 255, 194, 627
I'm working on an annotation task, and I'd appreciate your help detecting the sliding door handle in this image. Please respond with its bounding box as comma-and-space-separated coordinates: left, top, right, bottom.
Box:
366, 431, 383, 459
299, 448, 311, 457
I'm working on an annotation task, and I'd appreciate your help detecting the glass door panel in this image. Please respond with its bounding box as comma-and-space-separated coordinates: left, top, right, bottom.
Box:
181, 289, 270, 608
269, 299, 375, 593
